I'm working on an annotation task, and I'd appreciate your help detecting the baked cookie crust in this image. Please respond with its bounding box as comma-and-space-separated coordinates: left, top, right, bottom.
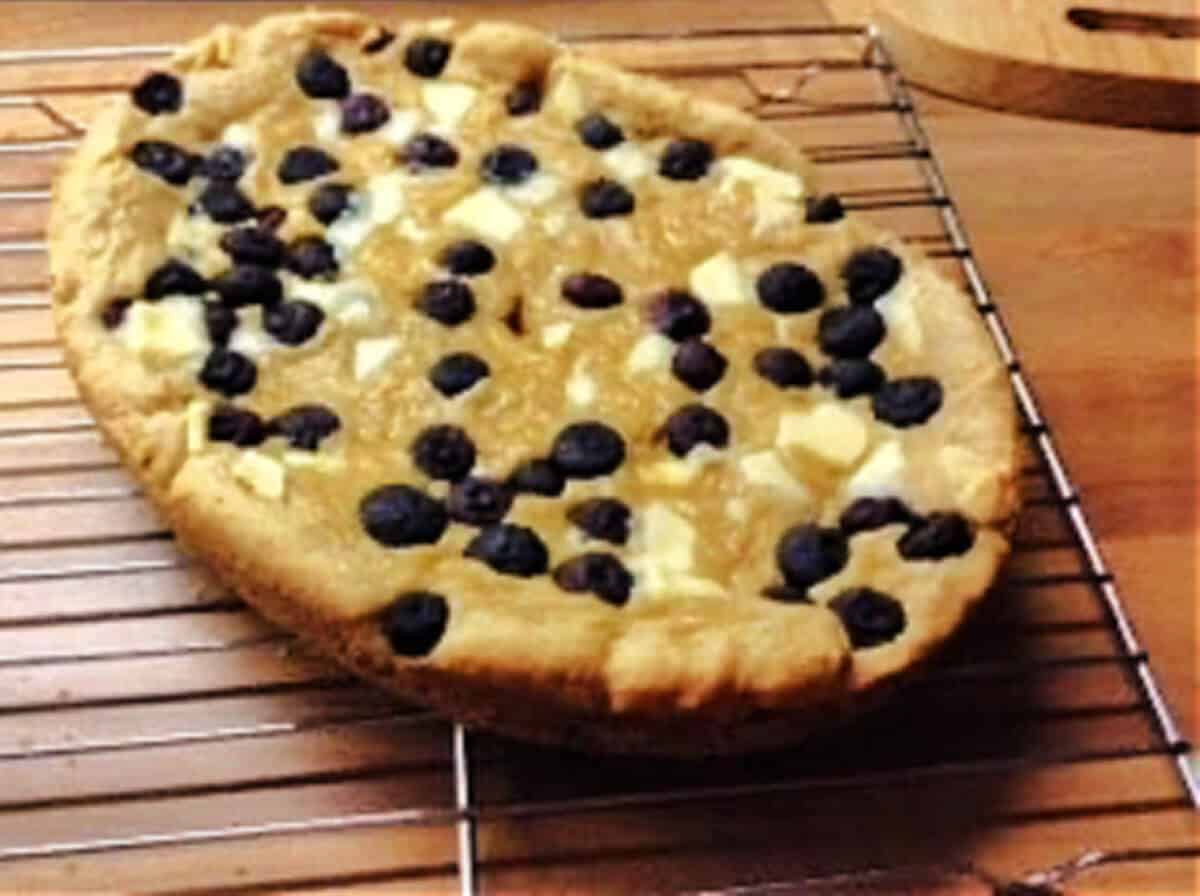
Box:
50, 11, 1018, 755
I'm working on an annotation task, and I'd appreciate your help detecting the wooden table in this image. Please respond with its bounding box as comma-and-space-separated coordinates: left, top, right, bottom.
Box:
0, 1, 1194, 892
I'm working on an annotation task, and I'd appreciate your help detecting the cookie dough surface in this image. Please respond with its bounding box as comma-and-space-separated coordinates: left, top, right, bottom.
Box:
50, 11, 1018, 753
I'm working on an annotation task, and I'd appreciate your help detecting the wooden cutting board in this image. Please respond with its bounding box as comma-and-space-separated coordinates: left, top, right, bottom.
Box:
830, 0, 1200, 130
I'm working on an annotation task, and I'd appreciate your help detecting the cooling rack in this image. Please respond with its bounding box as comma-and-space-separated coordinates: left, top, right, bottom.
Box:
0, 21, 1195, 894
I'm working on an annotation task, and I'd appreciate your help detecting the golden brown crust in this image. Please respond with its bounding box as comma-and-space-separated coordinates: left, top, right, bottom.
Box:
50, 11, 1018, 755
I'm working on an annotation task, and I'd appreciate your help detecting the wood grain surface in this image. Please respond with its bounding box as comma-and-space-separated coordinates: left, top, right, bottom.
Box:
830, 0, 1200, 130
0, 1, 1195, 893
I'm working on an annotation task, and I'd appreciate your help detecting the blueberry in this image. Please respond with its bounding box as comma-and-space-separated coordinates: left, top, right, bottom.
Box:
380, 591, 448, 656
199, 348, 257, 397
100, 298, 132, 329
278, 146, 339, 184
219, 227, 285, 267
672, 339, 727, 392
839, 497, 913, 535
363, 29, 396, 54
754, 347, 813, 389
507, 459, 565, 497
404, 37, 452, 77
201, 146, 247, 182
447, 477, 514, 526
144, 260, 207, 299
464, 524, 549, 577
341, 93, 391, 134
256, 206, 288, 232
296, 50, 350, 99
661, 404, 729, 457
132, 72, 183, 115
204, 303, 237, 346
213, 265, 283, 308
269, 404, 340, 450
646, 290, 710, 341
872, 377, 943, 428
130, 140, 197, 186
207, 405, 266, 446
411, 424, 476, 481
308, 183, 352, 224
480, 145, 538, 185
553, 553, 633, 606
818, 305, 886, 358
567, 498, 631, 545
198, 181, 256, 223
264, 300, 325, 345
505, 80, 542, 116
429, 352, 489, 397
551, 422, 626, 479
843, 247, 903, 304
580, 179, 635, 218
829, 587, 906, 648
438, 240, 495, 276
659, 139, 713, 180
360, 484, 448, 547
418, 280, 476, 326
898, 512, 974, 560
761, 584, 813, 604
576, 113, 624, 149
775, 524, 848, 590
286, 236, 339, 280
818, 359, 885, 399
401, 133, 459, 170
756, 263, 825, 314
561, 273, 622, 309
805, 194, 846, 224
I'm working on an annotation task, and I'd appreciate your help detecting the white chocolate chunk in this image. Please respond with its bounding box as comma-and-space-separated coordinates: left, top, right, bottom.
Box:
689, 252, 747, 307
626, 332, 674, 374
314, 106, 341, 143
778, 404, 868, 468
421, 82, 477, 129
540, 322, 573, 348
354, 337, 399, 381
229, 324, 275, 359
636, 503, 696, 572
602, 142, 652, 181
166, 214, 225, 278
443, 188, 525, 244
753, 196, 800, 236
638, 444, 724, 487
121, 297, 208, 368
291, 278, 377, 319
545, 72, 585, 119
662, 574, 729, 599
847, 440, 908, 499
720, 156, 805, 200
336, 298, 373, 326
638, 458, 701, 487
875, 279, 924, 354
185, 399, 211, 454
379, 109, 420, 146
220, 122, 256, 152
283, 451, 346, 473
325, 173, 408, 257
566, 364, 597, 407
231, 451, 286, 500
738, 450, 813, 500
366, 171, 408, 224
506, 172, 560, 206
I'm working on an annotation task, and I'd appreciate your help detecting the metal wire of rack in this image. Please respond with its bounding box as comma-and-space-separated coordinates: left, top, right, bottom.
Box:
0, 21, 1195, 895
